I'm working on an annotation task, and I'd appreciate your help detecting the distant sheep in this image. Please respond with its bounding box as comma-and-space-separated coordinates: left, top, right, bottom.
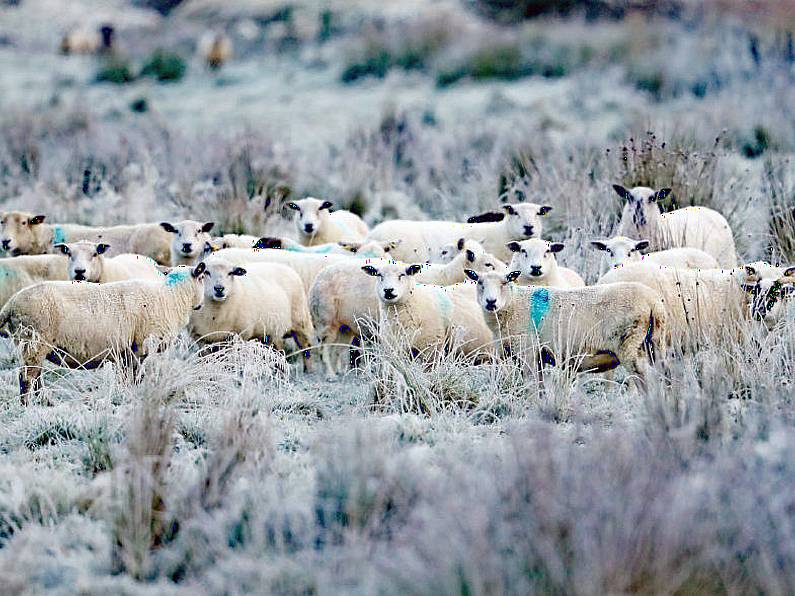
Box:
613, 185, 737, 268
287, 198, 368, 246
0, 264, 205, 399
160, 220, 215, 266
0, 211, 172, 264
204, 32, 232, 70
0, 255, 70, 309
590, 235, 719, 270
464, 268, 664, 382
506, 239, 585, 288
55, 241, 162, 283
60, 24, 114, 55
367, 202, 552, 263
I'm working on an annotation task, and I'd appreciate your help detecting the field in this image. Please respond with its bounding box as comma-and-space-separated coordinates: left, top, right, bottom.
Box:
1, 0, 795, 593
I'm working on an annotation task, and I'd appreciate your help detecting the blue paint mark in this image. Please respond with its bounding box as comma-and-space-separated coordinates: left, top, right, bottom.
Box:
430, 286, 454, 325
51, 226, 66, 245
165, 270, 189, 287
286, 244, 334, 254
529, 288, 550, 331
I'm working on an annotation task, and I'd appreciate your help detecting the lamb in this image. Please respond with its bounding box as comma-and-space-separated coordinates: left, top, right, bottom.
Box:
56, 241, 162, 283
254, 236, 399, 258
311, 240, 505, 375
590, 235, 720, 270
286, 198, 369, 246
464, 268, 665, 382
0, 255, 70, 309
360, 262, 494, 361
506, 239, 585, 288
0, 211, 172, 264
189, 257, 315, 367
367, 202, 552, 263
160, 220, 215, 266
613, 185, 737, 268
0, 264, 205, 399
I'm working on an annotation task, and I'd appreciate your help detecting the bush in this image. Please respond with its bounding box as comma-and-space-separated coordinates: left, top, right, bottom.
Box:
140, 50, 186, 83
95, 57, 135, 84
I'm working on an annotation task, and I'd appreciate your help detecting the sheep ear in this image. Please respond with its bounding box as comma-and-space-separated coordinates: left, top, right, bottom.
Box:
361, 265, 379, 277
337, 241, 361, 253
745, 265, 758, 279
286, 202, 300, 211
538, 205, 553, 216
160, 222, 178, 234
230, 266, 247, 277
506, 270, 521, 283
201, 222, 215, 233
506, 241, 521, 253
612, 185, 632, 200
29, 215, 46, 225
156, 265, 171, 275
203, 241, 216, 255
549, 242, 564, 253
634, 240, 650, 252
405, 264, 423, 276
54, 243, 70, 255
192, 262, 206, 278
502, 204, 517, 215
464, 269, 479, 282
466, 249, 476, 263
457, 237, 465, 251
785, 267, 795, 277
320, 201, 333, 211
253, 237, 281, 249
653, 188, 672, 202
590, 241, 608, 252
95, 243, 110, 255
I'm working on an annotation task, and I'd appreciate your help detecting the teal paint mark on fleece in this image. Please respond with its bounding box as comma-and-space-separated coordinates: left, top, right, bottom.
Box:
165, 270, 190, 287
286, 245, 334, 254
51, 226, 67, 245
431, 286, 454, 325
0, 265, 15, 282
529, 287, 550, 331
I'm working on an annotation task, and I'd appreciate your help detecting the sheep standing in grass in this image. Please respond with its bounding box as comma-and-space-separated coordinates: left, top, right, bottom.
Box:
56, 241, 162, 283
0, 264, 205, 400
748, 266, 795, 328
287, 198, 368, 246
613, 185, 737, 268
506, 239, 585, 288
590, 236, 719, 270
367, 202, 552, 263
360, 262, 493, 361
189, 257, 315, 367
0, 211, 172, 264
311, 240, 504, 375
160, 220, 216, 266
0, 255, 70, 309
465, 268, 664, 382
60, 24, 114, 55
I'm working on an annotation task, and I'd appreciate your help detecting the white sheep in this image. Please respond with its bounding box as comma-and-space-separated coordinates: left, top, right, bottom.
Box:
55, 241, 162, 283
253, 236, 399, 258
286, 198, 369, 246
202, 32, 232, 70
366, 202, 552, 263
60, 24, 114, 55
0, 264, 205, 399
160, 220, 215, 266
590, 235, 720, 270
360, 262, 493, 361
506, 239, 585, 288
0, 211, 173, 264
189, 257, 315, 367
738, 262, 793, 328
0, 255, 70, 309
464, 268, 665, 382
613, 185, 737, 268
310, 241, 505, 375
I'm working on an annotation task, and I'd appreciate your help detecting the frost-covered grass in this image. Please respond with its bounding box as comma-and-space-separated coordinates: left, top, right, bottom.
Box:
1, 0, 795, 593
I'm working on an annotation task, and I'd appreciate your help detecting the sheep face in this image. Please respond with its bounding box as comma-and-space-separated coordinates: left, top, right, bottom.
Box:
437, 238, 467, 263
748, 265, 795, 327
460, 240, 506, 273
161, 220, 215, 262
0, 211, 46, 256
199, 260, 247, 303
287, 198, 333, 239
361, 263, 423, 304
502, 203, 552, 240
338, 239, 399, 258
56, 241, 110, 282
507, 239, 563, 280
590, 236, 650, 268
465, 269, 521, 313
615, 185, 670, 232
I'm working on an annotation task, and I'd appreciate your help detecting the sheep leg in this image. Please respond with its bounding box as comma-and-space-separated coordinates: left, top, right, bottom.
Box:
350, 336, 363, 370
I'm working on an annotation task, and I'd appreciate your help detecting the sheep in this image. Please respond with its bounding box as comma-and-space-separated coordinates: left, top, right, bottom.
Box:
744, 263, 794, 328
436, 239, 466, 263
613, 185, 737, 268
463, 268, 665, 382
204, 32, 232, 70
311, 240, 505, 375
286, 198, 369, 246
160, 220, 215, 266
0, 264, 205, 399
360, 262, 494, 361
0, 211, 172, 264
506, 239, 585, 288
55, 241, 163, 283
367, 202, 552, 264
189, 257, 315, 367
590, 235, 720, 270
60, 24, 114, 55
253, 236, 400, 258
0, 255, 70, 310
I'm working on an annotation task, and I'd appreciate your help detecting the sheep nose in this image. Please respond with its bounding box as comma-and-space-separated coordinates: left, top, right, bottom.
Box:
213, 285, 225, 296
1, 240, 9, 250
304, 223, 314, 233
74, 269, 86, 280
529, 266, 542, 276
383, 288, 396, 300
182, 242, 193, 253
523, 225, 534, 236
485, 298, 497, 311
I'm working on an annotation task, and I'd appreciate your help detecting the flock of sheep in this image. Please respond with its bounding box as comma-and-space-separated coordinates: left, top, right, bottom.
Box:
0, 184, 791, 400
